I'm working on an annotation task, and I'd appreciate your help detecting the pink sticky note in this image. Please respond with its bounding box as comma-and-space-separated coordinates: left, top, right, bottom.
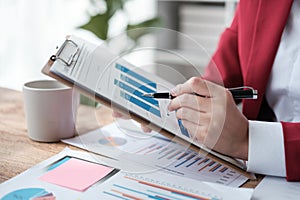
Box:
39, 158, 114, 191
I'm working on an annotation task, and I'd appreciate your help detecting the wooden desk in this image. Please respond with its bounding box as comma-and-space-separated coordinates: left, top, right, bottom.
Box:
0, 87, 262, 188
0, 87, 113, 183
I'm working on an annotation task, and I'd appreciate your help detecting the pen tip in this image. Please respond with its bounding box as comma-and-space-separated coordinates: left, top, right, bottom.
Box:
142, 93, 153, 97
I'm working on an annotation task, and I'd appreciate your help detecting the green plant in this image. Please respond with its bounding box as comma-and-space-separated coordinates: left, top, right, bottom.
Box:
79, 0, 162, 106
79, 0, 161, 44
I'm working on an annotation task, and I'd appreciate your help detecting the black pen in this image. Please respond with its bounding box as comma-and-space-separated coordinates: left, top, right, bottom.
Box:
142, 88, 258, 100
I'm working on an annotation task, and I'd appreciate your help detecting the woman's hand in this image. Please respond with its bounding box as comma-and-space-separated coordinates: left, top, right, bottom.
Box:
168, 77, 249, 160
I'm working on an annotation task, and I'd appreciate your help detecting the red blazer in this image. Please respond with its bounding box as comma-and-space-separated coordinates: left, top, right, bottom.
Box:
204, 0, 300, 181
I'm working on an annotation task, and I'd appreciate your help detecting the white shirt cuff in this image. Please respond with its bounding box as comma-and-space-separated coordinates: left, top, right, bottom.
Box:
247, 120, 286, 177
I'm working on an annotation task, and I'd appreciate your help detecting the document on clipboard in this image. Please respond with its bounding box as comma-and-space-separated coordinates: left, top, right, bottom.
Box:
42, 36, 254, 179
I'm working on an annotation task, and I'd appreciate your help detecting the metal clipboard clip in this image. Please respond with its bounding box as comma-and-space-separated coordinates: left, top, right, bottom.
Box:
50, 39, 79, 67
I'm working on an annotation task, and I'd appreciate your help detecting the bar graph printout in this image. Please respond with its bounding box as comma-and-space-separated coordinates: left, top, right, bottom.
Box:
113, 63, 190, 137
49, 36, 245, 169
63, 122, 248, 187
99, 172, 253, 200
49, 36, 205, 148
0, 149, 253, 200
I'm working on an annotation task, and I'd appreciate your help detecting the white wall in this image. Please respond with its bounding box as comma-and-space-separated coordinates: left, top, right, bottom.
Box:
0, 0, 156, 90
155, 0, 237, 84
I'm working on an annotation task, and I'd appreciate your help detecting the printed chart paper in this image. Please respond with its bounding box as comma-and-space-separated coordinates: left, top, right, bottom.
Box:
0, 188, 56, 200
63, 122, 248, 187
99, 172, 253, 200
0, 148, 254, 200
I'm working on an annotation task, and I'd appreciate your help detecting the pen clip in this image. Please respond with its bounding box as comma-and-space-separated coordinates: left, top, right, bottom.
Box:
228, 86, 254, 91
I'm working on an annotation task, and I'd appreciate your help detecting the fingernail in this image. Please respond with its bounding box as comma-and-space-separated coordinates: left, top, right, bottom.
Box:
170, 87, 177, 96
142, 126, 151, 133
112, 112, 121, 117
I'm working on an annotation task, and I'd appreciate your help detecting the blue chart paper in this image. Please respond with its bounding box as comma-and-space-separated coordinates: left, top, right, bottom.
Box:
114, 63, 161, 117
49, 36, 194, 144
114, 63, 192, 136
49, 36, 246, 170
1, 188, 55, 200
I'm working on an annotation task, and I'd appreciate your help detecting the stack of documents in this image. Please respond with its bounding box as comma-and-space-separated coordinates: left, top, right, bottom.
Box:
0, 148, 254, 199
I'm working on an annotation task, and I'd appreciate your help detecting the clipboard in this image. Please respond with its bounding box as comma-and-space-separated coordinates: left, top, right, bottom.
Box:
42, 36, 256, 180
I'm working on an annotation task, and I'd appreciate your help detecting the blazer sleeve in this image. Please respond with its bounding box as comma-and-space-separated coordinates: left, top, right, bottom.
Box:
203, 4, 244, 88
281, 122, 300, 181
203, 3, 300, 182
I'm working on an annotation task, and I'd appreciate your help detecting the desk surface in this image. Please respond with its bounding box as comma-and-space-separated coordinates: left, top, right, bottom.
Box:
0, 87, 262, 188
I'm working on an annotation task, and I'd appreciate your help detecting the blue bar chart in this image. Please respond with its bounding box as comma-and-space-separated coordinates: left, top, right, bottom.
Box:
129, 138, 241, 186
114, 63, 161, 118
114, 63, 193, 138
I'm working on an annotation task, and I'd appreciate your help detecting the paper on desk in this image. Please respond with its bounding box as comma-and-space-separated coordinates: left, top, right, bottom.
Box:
0, 148, 254, 200
63, 121, 249, 187
99, 171, 254, 200
252, 176, 300, 200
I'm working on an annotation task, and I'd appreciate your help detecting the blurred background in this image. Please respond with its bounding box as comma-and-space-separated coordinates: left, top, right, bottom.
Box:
0, 0, 237, 91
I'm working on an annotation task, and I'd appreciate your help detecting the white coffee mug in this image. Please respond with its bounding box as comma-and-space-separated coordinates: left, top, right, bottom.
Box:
23, 80, 78, 142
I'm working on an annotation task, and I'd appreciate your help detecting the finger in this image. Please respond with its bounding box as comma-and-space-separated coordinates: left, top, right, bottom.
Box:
168, 93, 212, 112
112, 111, 122, 117
171, 77, 210, 97
176, 107, 211, 125
180, 119, 207, 143
141, 126, 152, 133
171, 77, 225, 99
112, 111, 130, 119
182, 119, 223, 151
